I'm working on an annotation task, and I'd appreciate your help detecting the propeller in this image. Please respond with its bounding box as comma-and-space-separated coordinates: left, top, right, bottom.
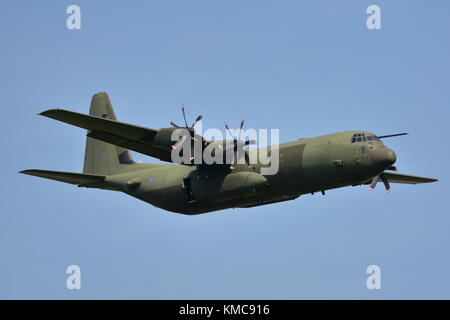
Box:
368, 173, 391, 192
223, 120, 255, 169
169, 104, 203, 136
169, 105, 203, 161
368, 165, 398, 192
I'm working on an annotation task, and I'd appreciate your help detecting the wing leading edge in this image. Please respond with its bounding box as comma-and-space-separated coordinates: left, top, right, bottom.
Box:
382, 171, 438, 184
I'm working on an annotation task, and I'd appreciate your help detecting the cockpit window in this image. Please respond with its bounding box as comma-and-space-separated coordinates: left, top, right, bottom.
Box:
351, 133, 379, 143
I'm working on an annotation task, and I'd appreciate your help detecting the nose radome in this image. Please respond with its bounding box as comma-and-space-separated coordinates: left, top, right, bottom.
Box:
386, 148, 397, 165
372, 147, 396, 169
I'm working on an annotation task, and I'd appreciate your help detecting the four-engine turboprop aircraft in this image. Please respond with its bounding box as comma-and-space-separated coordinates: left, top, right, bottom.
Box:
20, 92, 438, 214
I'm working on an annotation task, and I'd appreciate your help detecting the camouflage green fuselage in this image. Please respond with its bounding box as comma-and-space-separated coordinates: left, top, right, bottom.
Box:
21, 92, 436, 215
104, 131, 394, 214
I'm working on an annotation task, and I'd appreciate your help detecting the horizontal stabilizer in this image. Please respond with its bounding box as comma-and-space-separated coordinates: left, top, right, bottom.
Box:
382, 171, 438, 184
19, 169, 105, 187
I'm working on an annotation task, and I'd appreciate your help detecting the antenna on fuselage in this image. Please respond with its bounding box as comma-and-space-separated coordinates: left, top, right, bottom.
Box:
377, 132, 409, 139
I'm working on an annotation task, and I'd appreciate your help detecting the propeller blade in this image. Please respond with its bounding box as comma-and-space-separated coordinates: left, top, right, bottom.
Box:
369, 176, 379, 190
380, 173, 391, 192
191, 115, 203, 127
169, 120, 181, 128
238, 120, 244, 141
180, 105, 188, 128
230, 155, 237, 170
244, 151, 252, 168
224, 122, 235, 139
230, 151, 236, 169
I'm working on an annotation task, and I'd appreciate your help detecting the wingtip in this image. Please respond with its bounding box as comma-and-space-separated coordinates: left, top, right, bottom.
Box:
38, 108, 61, 116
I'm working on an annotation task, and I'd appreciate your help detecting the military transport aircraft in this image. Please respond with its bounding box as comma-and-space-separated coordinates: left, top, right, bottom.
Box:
20, 92, 437, 214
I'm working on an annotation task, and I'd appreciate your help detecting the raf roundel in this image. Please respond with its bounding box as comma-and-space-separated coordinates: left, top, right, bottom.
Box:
148, 176, 155, 184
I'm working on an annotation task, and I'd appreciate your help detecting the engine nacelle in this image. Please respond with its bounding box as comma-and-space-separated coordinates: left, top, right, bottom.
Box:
153, 127, 178, 147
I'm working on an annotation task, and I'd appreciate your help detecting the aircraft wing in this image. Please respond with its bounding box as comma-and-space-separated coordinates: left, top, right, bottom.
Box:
20, 169, 105, 187
40, 109, 173, 162
382, 171, 438, 184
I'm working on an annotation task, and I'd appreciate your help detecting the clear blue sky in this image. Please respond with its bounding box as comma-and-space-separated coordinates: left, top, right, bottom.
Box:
1, 0, 449, 299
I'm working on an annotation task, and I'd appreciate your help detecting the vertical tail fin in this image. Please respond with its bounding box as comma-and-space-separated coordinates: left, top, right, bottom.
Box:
83, 92, 134, 175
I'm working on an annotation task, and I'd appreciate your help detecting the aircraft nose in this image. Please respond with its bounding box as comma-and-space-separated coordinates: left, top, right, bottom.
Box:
372, 147, 396, 169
